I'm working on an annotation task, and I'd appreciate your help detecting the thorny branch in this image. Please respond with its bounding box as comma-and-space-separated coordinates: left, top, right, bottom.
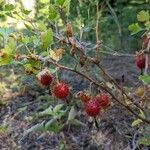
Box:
32, 55, 150, 123
49, 33, 150, 123
18, 19, 150, 123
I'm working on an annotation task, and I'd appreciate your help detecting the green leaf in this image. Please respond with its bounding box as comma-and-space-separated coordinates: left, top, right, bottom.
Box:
139, 75, 150, 85
0, 0, 4, 4
137, 10, 149, 22
58, 139, 66, 150
0, 50, 13, 66
139, 109, 145, 118
41, 29, 53, 50
63, 0, 71, 15
0, 57, 12, 66
23, 121, 46, 136
49, 5, 57, 20
0, 28, 15, 45
55, 0, 66, 6
138, 137, 150, 146
132, 119, 143, 127
23, 59, 41, 74
6, 37, 17, 52
144, 21, 150, 30
22, 9, 31, 15
24, 22, 33, 30
72, 119, 86, 127
3, 4, 14, 11
22, 36, 30, 44
37, 94, 52, 102
37, 21, 47, 31
0, 38, 16, 66
0, 125, 8, 135
53, 104, 64, 114
40, 51, 49, 57
68, 106, 76, 122
38, 106, 53, 117
130, 0, 146, 4
45, 119, 64, 133
128, 23, 142, 35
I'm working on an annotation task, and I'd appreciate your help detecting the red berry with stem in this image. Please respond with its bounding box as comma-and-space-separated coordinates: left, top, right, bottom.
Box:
135, 53, 145, 70
95, 93, 110, 108
84, 100, 101, 117
37, 69, 53, 86
53, 82, 69, 99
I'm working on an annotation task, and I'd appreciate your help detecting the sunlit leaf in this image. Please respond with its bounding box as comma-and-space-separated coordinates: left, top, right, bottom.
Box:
137, 10, 149, 22
41, 29, 53, 50
53, 104, 64, 114
130, 0, 146, 4
49, 48, 65, 61
68, 106, 76, 122
128, 23, 142, 35
37, 21, 47, 31
22, 36, 30, 44
22, 9, 31, 15
24, 22, 33, 30
63, 0, 71, 15
49, 5, 57, 20
0, 37, 16, 66
38, 106, 53, 116
139, 109, 146, 118
139, 75, 150, 85
55, 0, 66, 6
132, 119, 143, 126
0, 0, 4, 4
6, 37, 17, 52
144, 21, 150, 30
3, 4, 14, 11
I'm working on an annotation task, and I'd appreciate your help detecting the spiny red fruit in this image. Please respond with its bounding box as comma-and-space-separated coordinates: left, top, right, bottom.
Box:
95, 93, 110, 108
53, 82, 69, 99
84, 100, 101, 117
37, 69, 52, 86
135, 53, 145, 70
76, 91, 91, 103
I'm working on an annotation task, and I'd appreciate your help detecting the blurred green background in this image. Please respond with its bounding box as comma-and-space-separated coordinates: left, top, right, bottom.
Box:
0, 0, 150, 53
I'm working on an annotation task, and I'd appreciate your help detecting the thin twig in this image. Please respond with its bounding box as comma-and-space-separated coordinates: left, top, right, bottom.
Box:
27, 55, 150, 123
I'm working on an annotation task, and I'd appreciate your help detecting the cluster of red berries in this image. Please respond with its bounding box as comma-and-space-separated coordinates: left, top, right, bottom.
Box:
37, 69, 69, 99
37, 69, 110, 118
77, 91, 110, 117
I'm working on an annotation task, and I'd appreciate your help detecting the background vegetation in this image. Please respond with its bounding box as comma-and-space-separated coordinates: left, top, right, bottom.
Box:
0, 0, 150, 149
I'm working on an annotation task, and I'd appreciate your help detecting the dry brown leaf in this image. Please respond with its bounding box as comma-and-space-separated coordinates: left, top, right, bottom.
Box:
49, 48, 65, 61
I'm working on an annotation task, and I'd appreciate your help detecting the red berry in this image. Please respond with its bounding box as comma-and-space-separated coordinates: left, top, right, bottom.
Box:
53, 82, 69, 99
37, 69, 52, 86
84, 100, 100, 117
135, 54, 145, 70
95, 93, 110, 108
